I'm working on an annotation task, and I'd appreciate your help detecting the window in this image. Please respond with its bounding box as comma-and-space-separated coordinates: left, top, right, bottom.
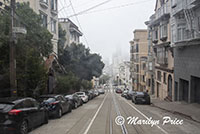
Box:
157, 47, 168, 65
142, 63, 146, 70
23, 99, 34, 108
153, 28, 158, 41
157, 71, 161, 82
40, 12, 47, 28
51, 0, 57, 11
171, 0, 177, 7
51, 18, 56, 33
198, 16, 200, 31
171, 25, 176, 43
149, 62, 152, 71
41, 0, 48, 4
177, 23, 190, 41
163, 72, 166, 84
160, 24, 168, 39
134, 44, 139, 52
148, 79, 151, 87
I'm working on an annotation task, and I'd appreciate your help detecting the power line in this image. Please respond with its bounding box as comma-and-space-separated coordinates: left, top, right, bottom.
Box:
67, 0, 153, 18
68, 0, 91, 47
66, 0, 112, 18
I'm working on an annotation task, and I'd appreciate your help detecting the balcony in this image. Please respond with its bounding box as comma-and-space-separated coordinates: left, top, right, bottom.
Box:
150, 1, 170, 25
40, 0, 48, 9
51, 9, 58, 15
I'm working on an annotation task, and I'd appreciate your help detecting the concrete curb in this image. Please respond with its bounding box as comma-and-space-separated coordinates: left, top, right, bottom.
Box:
151, 103, 200, 124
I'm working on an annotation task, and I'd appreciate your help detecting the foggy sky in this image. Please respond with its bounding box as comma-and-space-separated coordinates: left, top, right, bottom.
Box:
58, 0, 156, 61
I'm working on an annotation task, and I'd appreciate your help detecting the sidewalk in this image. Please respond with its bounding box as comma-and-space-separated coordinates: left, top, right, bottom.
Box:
151, 98, 200, 123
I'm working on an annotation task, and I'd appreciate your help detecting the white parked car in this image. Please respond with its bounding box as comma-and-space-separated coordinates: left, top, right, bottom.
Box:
76, 92, 89, 103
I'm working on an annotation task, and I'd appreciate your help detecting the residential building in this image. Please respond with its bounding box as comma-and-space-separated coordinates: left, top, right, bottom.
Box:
145, 20, 155, 95
59, 18, 83, 48
17, 0, 59, 55
171, 0, 200, 104
148, 0, 174, 101
130, 29, 148, 91
118, 61, 132, 89
16, 0, 59, 93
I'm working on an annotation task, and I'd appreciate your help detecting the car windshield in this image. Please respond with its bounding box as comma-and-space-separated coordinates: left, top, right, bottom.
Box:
0, 103, 14, 112
39, 97, 56, 103
76, 93, 84, 96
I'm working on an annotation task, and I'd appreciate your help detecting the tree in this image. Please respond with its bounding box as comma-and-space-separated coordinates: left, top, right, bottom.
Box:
0, 3, 53, 97
59, 43, 105, 81
99, 75, 110, 85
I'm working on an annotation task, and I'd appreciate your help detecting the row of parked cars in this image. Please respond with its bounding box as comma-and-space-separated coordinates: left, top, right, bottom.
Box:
115, 88, 151, 105
0, 89, 105, 134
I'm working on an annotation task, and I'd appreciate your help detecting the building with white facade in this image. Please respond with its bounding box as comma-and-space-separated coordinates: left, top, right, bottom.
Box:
59, 18, 82, 48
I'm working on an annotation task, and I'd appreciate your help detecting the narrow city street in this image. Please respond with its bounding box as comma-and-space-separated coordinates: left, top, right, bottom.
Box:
29, 87, 200, 134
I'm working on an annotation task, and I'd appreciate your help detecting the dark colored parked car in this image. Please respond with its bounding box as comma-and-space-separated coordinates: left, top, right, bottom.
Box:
0, 97, 48, 134
115, 88, 123, 94
65, 94, 83, 109
132, 92, 151, 105
121, 90, 128, 97
39, 95, 71, 118
126, 90, 136, 100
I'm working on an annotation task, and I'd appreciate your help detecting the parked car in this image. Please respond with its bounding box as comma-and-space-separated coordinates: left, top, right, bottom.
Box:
0, 97, 48, 134
121, 90, 128, 97
98, 89, 105, 94
89, 90, 96, 98
115, 88, 123, 94
132, 92, 151, 105
65, 94, 83, 109
83, 91, 93, 100
126, 90, 136, 100
75, 92, 89, 103
94, 90, 99, 96
39, 95, 71, 118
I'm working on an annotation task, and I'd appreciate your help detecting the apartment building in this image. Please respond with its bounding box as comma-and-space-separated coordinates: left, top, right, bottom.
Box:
118, 61, 132, 89
17, 0, 59, 55
59, 18, 83, 48
145, 21, 155, 95
130, 29, 148, 91
171, 0, 200, 104
147, 0, 174, 100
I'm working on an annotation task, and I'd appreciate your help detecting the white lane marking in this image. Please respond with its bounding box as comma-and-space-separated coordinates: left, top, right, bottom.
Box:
123, 98, 169, 134
83, 94, 108, 134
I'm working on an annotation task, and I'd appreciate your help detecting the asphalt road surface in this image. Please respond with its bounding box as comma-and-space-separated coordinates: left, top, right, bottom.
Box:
29, 88, 200, 134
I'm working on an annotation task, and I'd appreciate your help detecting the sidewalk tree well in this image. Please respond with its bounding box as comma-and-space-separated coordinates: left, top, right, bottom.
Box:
0, 3, 53, 97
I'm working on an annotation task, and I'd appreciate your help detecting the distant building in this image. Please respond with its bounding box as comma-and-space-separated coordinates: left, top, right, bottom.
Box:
118, 61, 132, 89
59, 18, 83, 48
171, 0, 200, 104
130, 29, 148, 91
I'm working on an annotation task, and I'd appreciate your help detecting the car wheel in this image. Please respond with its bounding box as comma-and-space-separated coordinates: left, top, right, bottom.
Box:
74, 102, 78, 109
135, 101, 138, 104
57, 108, 62, 118
19, 120, 28, 134
69, 105, 72, 112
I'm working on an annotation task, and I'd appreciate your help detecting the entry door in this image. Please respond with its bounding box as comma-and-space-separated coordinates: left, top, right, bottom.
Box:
168, 75, 172, 99
181, 79, 189, 102
157, 82, 160, 98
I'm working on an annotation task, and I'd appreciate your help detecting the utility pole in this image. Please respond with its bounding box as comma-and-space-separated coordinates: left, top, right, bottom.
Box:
10, 0, 17, 97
